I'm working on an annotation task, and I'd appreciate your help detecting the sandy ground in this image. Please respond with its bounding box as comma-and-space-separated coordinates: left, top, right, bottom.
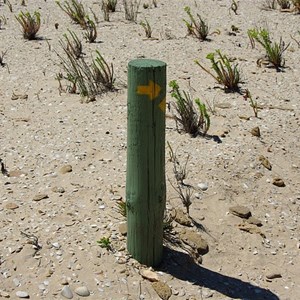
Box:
0, 0, 300, 299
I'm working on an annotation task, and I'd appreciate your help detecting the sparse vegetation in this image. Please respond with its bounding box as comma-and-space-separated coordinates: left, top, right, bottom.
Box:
261, 0, 277, 10
92, 50, 115, 90
230, 0, 238, 14
6, 0, 13, 12
169, 80, 210, 137
248, 28, 290, 71
243, 89, 259, 118
116, 200, 127, 217
61, 29, 83, 59
106, 0, 118, 12
183, 6, 209, 41
15, 11, 41, 40
195, 50, 241, 92
0, 15, 7, 29
123, 0, 140, 22
57, 40, 114, 101
101, 0, 110, 21
56, 0, 87, 28
84, 16, 97, 43
292, 0, 300, 12
0, 49, 7, 67
140, 18, 152, 38
277, 0, 290, 9
97, 237, 112, 250
167, 142, 189, 185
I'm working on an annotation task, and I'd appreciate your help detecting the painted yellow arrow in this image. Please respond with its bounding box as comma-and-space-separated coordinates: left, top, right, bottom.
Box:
158, 97, 166, 112
137, 80, 161, 100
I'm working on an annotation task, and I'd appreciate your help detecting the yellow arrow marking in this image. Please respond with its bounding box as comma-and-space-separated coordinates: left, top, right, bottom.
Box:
137, 80, 161, 100
158, 97, 166, 112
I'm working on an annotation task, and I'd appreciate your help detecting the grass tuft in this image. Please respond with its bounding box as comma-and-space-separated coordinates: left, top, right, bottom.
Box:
169, 80, 210, 137
15, 11, 41, 40
183, 6, 209, 41
56, 0, 87, 28
195, 50, 241, 92
248, 28, 289, 71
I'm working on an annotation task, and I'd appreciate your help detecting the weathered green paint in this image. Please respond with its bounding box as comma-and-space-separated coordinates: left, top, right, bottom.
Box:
126, 59, 166, 266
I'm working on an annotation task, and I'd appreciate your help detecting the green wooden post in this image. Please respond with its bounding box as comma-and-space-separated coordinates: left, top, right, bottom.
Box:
126, 59, 166, 266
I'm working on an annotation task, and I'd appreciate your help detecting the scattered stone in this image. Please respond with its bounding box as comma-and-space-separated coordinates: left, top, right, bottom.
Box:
198, 183, 208, 191
152, 281, 172, 300
111, 194, 122, 201
119, 222, 127, 236
179, 230, 209, 255
8, 170, 27, 177
33, 194, 48, 201
61, 285, 73, 299
140, 269, 159, 282
229, 205, 251, 219
259, 155, 272, 170
0, 290, 10, 298
215, 102, 232, 109
174, 209, 192, 227
5, 202, 19, 210
60, 165, 72, 174
13, 278, 21, 287
251, 127, 261, 137
74, 286, 90, 297
16, 291, 29, 298
52, 186, 65, 193
266, 273, 282, 280
272, 178, 285, 187
237, 223, 266, 238
247, 216, 262, 227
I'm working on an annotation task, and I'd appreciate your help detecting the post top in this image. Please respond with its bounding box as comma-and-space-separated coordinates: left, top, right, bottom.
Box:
128, 59, 166, 68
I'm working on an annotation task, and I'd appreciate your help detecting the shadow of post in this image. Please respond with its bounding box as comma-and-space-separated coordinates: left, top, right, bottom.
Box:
159, 247, 280, 300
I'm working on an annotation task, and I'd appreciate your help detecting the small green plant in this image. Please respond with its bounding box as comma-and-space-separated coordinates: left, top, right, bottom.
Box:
277, 0, 290, 8
62, 29, 83, 59
243, 89, 259, 118
169, 80, 210, 136
123, 0, 140, 22
15, 11, 41, 40
84, 16, 97, 42
97, 237, 112, 250
56, 0, 87, 28
248, 28, 290, 71
140, 18, 152, 38
183, 6, 209, 41
195, 50, 241, 92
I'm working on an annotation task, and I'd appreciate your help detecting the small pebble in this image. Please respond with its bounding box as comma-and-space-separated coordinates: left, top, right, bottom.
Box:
60, 165, 72, 174
13, 278, 21, 287
61, 285, 73, 299
198, 183, 208, 191
74, 286, 90, 297
266, 273, 282, 280
16, 291, 29, 298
